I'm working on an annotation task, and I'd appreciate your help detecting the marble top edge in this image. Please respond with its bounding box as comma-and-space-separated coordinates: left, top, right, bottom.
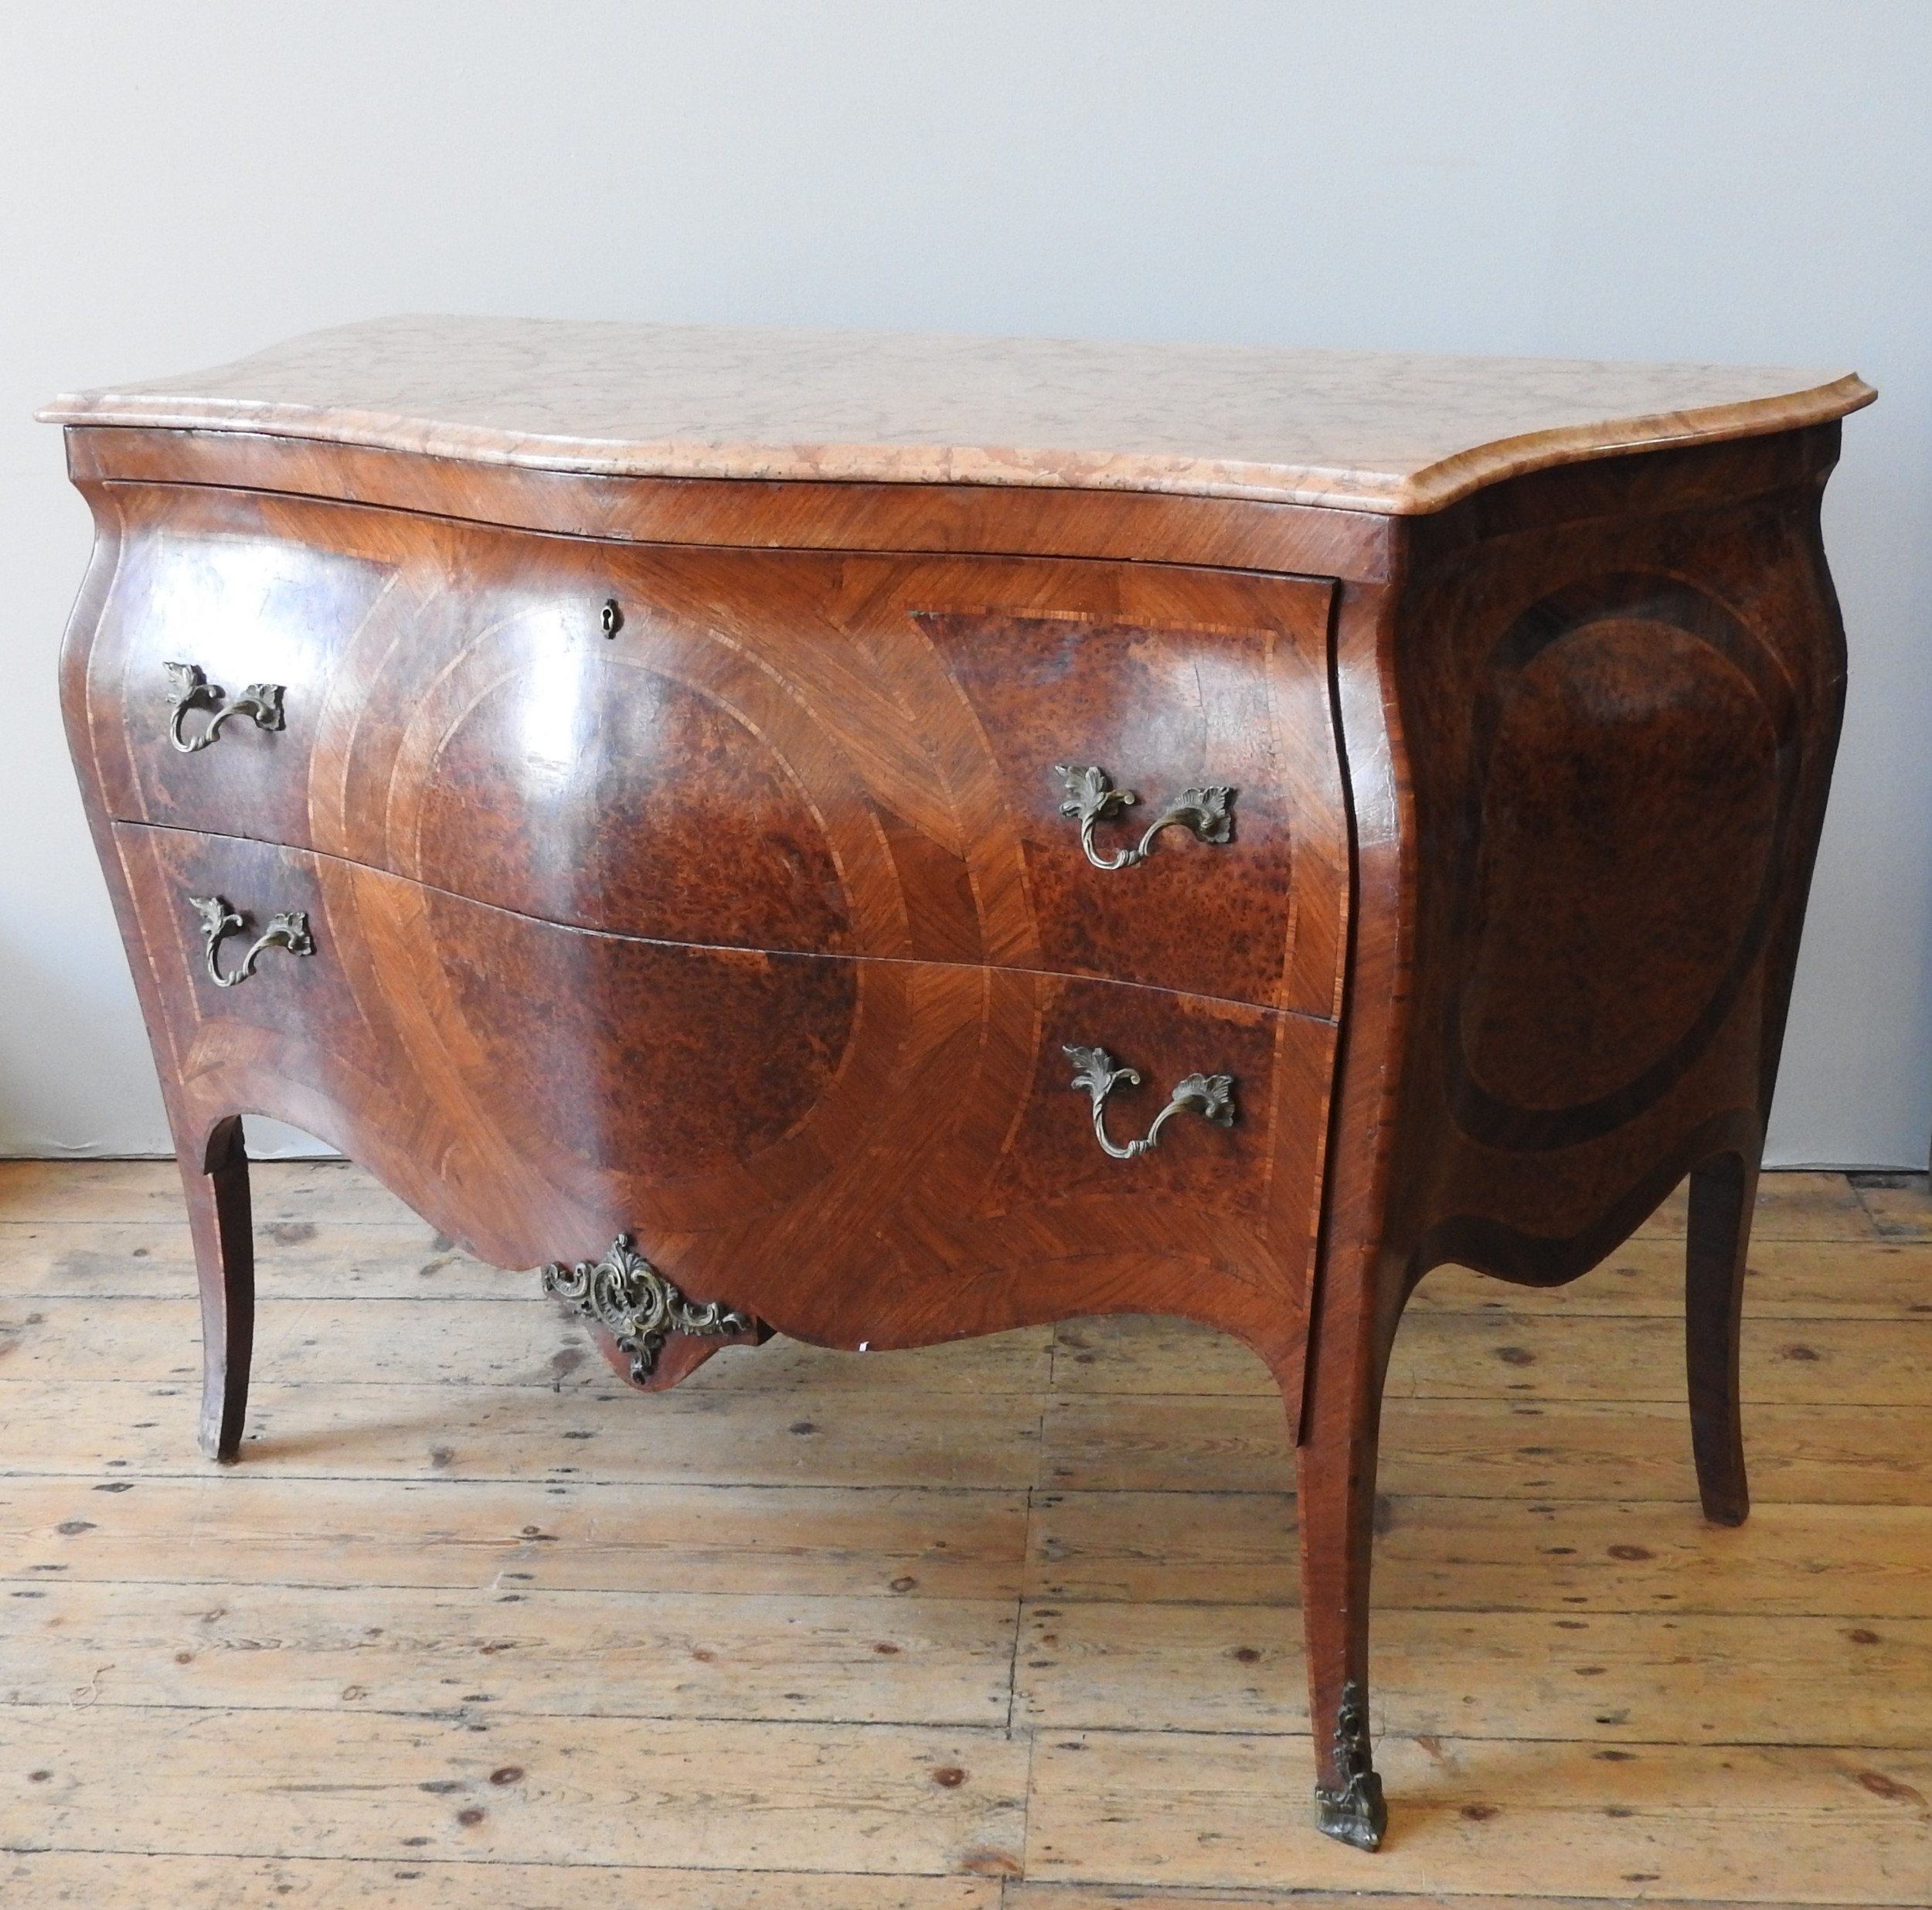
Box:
39, 315, 1875, 516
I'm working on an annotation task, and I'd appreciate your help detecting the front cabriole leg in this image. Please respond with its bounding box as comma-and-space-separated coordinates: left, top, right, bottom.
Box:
1298, 575, 1410, 1851
1295, 1338, 1390, 1851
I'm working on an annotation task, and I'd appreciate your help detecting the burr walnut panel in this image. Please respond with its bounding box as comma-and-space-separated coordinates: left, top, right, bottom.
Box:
107, 820, 1328, 1396
80, 485, 1343, 1018
1453, 577, 1792, 1146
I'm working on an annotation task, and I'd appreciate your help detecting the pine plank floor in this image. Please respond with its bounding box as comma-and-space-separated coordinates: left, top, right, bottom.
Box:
2, 1160, 1930, 1907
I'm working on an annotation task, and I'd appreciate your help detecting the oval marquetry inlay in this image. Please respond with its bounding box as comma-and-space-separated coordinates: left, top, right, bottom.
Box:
1449, 576, 1797, 1152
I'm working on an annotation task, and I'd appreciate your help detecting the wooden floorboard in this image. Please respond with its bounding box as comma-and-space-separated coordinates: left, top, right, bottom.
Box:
3, 1160, 1930, 1905
1043, 1393, 1932, 1501
8, 1704, 1032, 1875
1003, 1893, 1883, 1910
1023, 1731, 1932, 1898
1, 1475, 1031, 1598
1, 1853, 1003, 1908
0, 1378, 1049, 1488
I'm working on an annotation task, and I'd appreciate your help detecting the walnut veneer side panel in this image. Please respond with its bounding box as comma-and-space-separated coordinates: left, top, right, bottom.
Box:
1380, 424, 1849, 1288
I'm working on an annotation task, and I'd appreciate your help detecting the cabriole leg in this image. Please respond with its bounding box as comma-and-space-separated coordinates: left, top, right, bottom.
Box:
1685, 1149, 1757, 1526
1294, 1368, 1388, 1851
181, 1114, 255, 1462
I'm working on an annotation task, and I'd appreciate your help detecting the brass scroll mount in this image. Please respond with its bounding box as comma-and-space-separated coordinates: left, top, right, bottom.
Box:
1054, 763, 1234, 871
189, 894, 315, 989
164, 662, 286, 754
542, 1234, 753, 1383
1064, 1044, 1236, 1161
1313, 1677, 1388, 1851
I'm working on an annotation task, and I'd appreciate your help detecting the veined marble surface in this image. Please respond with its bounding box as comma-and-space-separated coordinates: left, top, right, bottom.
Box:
41, 315, 1874, 515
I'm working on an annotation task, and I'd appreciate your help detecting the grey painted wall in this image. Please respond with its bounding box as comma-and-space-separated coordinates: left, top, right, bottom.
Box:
3, 0, 1927, 1164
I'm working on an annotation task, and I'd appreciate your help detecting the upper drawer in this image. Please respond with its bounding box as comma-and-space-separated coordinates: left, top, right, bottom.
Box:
70, 485, 397, 854
73, 485, 1345, 1016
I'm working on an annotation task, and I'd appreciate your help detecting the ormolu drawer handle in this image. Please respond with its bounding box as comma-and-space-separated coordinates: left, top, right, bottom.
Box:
164, 662, 286, 754
1055, 763, 1233, 871
1064, 1044, 1236, 1160
189, 894, 315, 988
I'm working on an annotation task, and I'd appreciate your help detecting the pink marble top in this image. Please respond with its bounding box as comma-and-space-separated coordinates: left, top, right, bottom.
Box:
42, 315, 1874, 516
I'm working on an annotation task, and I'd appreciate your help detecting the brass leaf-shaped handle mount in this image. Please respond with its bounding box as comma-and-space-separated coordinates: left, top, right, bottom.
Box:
164, 662, 285, 754
1054, 764, 1233, 871
1064, 1044, 1236, 1161
189, 894, 315, 988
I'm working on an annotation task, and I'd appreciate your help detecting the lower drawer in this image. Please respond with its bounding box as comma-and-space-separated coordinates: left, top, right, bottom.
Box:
111, 823, 1334, 1394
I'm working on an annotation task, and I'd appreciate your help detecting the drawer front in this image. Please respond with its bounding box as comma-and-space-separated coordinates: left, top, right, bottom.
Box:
81, 487, 1345, 1016
111, 823, 1332, 1388
72, 485, 399, 853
